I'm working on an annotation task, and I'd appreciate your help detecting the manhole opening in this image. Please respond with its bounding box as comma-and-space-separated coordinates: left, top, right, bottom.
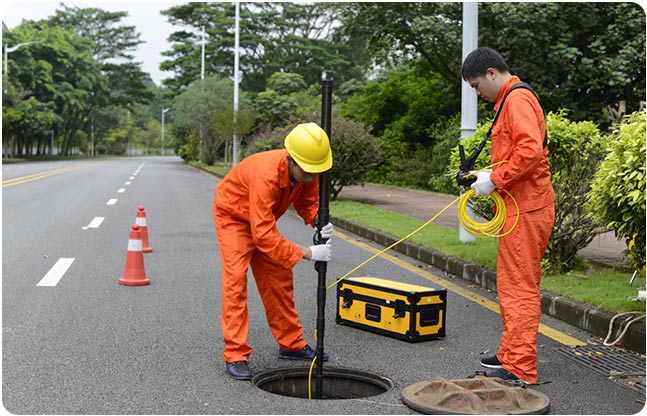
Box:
252, 366, 393, 400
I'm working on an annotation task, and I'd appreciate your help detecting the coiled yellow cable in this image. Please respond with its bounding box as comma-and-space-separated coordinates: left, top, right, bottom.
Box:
457, 188, 519, 238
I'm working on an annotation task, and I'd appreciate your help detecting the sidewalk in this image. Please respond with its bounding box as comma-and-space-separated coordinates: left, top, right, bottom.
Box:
338, 183, 629, 269
335, 183, 644, 353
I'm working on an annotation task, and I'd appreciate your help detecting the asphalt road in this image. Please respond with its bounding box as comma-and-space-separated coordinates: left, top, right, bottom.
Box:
2, 157, 643, 414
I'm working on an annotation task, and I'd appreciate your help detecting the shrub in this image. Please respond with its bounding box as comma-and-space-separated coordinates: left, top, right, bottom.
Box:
329, 118, 382, 200
587, 111, 646, 272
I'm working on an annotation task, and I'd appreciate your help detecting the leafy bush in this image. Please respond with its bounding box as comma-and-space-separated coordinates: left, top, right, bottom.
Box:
447, 110, 607, 273
587, 111, 646, 272
329, 118, 382, 199
545, 110, 607, 272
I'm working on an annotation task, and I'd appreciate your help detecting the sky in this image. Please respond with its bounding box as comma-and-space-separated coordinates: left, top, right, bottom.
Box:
1, 0, 186, 85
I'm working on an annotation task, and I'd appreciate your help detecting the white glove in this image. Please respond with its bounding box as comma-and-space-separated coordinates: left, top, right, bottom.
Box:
471, 169, 496, 196
320, 223, 334, 240
309, 240, 332, 262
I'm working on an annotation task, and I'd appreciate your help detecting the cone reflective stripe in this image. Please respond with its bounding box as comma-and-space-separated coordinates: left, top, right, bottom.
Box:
136, 206, 152, 253
118, 224, 150, 286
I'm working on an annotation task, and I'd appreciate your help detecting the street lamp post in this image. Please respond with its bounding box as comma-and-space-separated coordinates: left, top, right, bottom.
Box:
161, 108, 170, 155
4, 40, 43, 93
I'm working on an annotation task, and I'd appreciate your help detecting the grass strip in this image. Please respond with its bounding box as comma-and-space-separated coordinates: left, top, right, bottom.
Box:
331, 199, 645, 314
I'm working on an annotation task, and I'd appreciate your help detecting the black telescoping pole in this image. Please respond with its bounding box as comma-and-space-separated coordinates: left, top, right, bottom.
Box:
314, 76, 333, 399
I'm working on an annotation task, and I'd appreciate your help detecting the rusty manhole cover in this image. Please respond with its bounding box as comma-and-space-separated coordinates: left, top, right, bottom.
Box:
549, 345, 646, 393
401, 377, 550, 415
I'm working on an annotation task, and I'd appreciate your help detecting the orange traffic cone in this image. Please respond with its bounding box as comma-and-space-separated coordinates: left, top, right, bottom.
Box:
118, 224, 150, 286
136, 206, 152, 253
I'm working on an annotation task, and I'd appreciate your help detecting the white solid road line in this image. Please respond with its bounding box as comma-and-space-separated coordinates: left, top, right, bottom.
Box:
37, 258, 75, 287
107, 199, 118, 205
82, 217, 105, 230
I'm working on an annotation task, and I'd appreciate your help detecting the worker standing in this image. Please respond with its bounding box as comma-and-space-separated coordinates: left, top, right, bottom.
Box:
212, 122, 334, 380
461, 47, 555, 384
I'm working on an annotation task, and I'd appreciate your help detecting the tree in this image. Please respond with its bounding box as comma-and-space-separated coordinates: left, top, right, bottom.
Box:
337, 3, 645, 127
49, 6, 154, 107
479, 2, 646, 126
160, 2, 364, 94
172, 75, 254, 164
3, 22, 107, 156
337, 3, 463, 83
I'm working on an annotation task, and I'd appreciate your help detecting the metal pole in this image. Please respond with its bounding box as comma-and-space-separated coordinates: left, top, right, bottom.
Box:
459, 2, 478, 243
314, 75, 333, 400
162, 108, 170, 156
201, 27, 205, 81
4, 44, 8, 93
232, 2, 240, 166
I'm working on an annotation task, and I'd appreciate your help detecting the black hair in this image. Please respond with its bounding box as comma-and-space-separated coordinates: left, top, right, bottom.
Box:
461, 47, 510, 80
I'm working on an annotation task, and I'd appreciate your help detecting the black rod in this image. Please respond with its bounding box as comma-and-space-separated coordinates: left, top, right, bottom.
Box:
314, 77, 333, 399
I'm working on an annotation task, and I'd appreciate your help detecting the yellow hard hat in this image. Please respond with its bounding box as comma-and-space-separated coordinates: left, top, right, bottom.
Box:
284, 122, 333, 173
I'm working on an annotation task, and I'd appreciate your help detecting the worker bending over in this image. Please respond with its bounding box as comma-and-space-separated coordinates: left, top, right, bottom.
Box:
213, 122, 334, 380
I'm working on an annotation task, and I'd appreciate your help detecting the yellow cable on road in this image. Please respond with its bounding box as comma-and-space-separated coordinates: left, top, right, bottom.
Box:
2, 163, 100, 188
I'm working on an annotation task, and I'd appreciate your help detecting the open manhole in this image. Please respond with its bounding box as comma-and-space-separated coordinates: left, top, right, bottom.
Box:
252, 366, 393, 400
401, 377, 550, 415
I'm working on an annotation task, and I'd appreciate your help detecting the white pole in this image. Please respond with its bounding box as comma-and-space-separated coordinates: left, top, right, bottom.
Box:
459, 2, 478, 243
232, 2, 240, 166
201, 26, 205, 81
162, 108, 170, 155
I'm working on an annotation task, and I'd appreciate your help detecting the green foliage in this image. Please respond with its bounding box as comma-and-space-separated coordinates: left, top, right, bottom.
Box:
587, 112, 646, 272
341, 66, 458, 189
337, 2, 645, 127
329, 118, 382, 200
266, 72, 307, 95
178, 133, 201, 162
254, 90, 299, 128
161, 2, 364, 94
172, 75, 254, 164
545, 111, 607, 272
447, 111, 608, 273
479, 2, 645, 126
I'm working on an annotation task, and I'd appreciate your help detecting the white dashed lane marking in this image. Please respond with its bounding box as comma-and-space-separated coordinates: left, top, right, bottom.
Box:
37, 258, 75, 287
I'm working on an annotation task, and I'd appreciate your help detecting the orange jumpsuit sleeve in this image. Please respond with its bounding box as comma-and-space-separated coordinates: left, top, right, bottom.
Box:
490, 91, 545, 190
293, 176, 320, 227
248, 175, 305, 269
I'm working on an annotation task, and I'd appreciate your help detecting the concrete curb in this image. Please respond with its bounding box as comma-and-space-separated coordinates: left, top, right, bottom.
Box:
331, 216, 646, 354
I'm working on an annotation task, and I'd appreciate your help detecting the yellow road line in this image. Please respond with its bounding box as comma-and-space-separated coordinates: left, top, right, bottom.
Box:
2, 163, 100, 188
333, 230, 583, 347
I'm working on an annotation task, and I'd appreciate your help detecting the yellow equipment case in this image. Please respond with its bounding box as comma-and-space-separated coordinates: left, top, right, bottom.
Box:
336, 277, 446, 342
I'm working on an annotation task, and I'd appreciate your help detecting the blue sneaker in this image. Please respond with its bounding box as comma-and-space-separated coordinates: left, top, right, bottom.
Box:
279, 345, 329, 361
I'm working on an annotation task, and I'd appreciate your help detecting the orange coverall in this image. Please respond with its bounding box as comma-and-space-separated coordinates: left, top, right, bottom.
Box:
212, 149, 319, 363
489, 76, 556, 383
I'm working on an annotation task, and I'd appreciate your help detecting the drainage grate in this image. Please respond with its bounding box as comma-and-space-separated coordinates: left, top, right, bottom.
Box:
549, 345, 646, 393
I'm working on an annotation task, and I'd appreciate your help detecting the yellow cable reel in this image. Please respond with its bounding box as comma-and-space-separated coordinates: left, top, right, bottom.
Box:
457, 188, 519, 238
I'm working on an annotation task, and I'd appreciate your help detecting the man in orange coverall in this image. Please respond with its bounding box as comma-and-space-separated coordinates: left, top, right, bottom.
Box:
213, 122, 334, 380
461, 47, 555, 384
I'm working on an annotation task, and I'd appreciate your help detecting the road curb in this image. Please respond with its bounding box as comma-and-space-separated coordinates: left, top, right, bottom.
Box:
330, 216, 646, 354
